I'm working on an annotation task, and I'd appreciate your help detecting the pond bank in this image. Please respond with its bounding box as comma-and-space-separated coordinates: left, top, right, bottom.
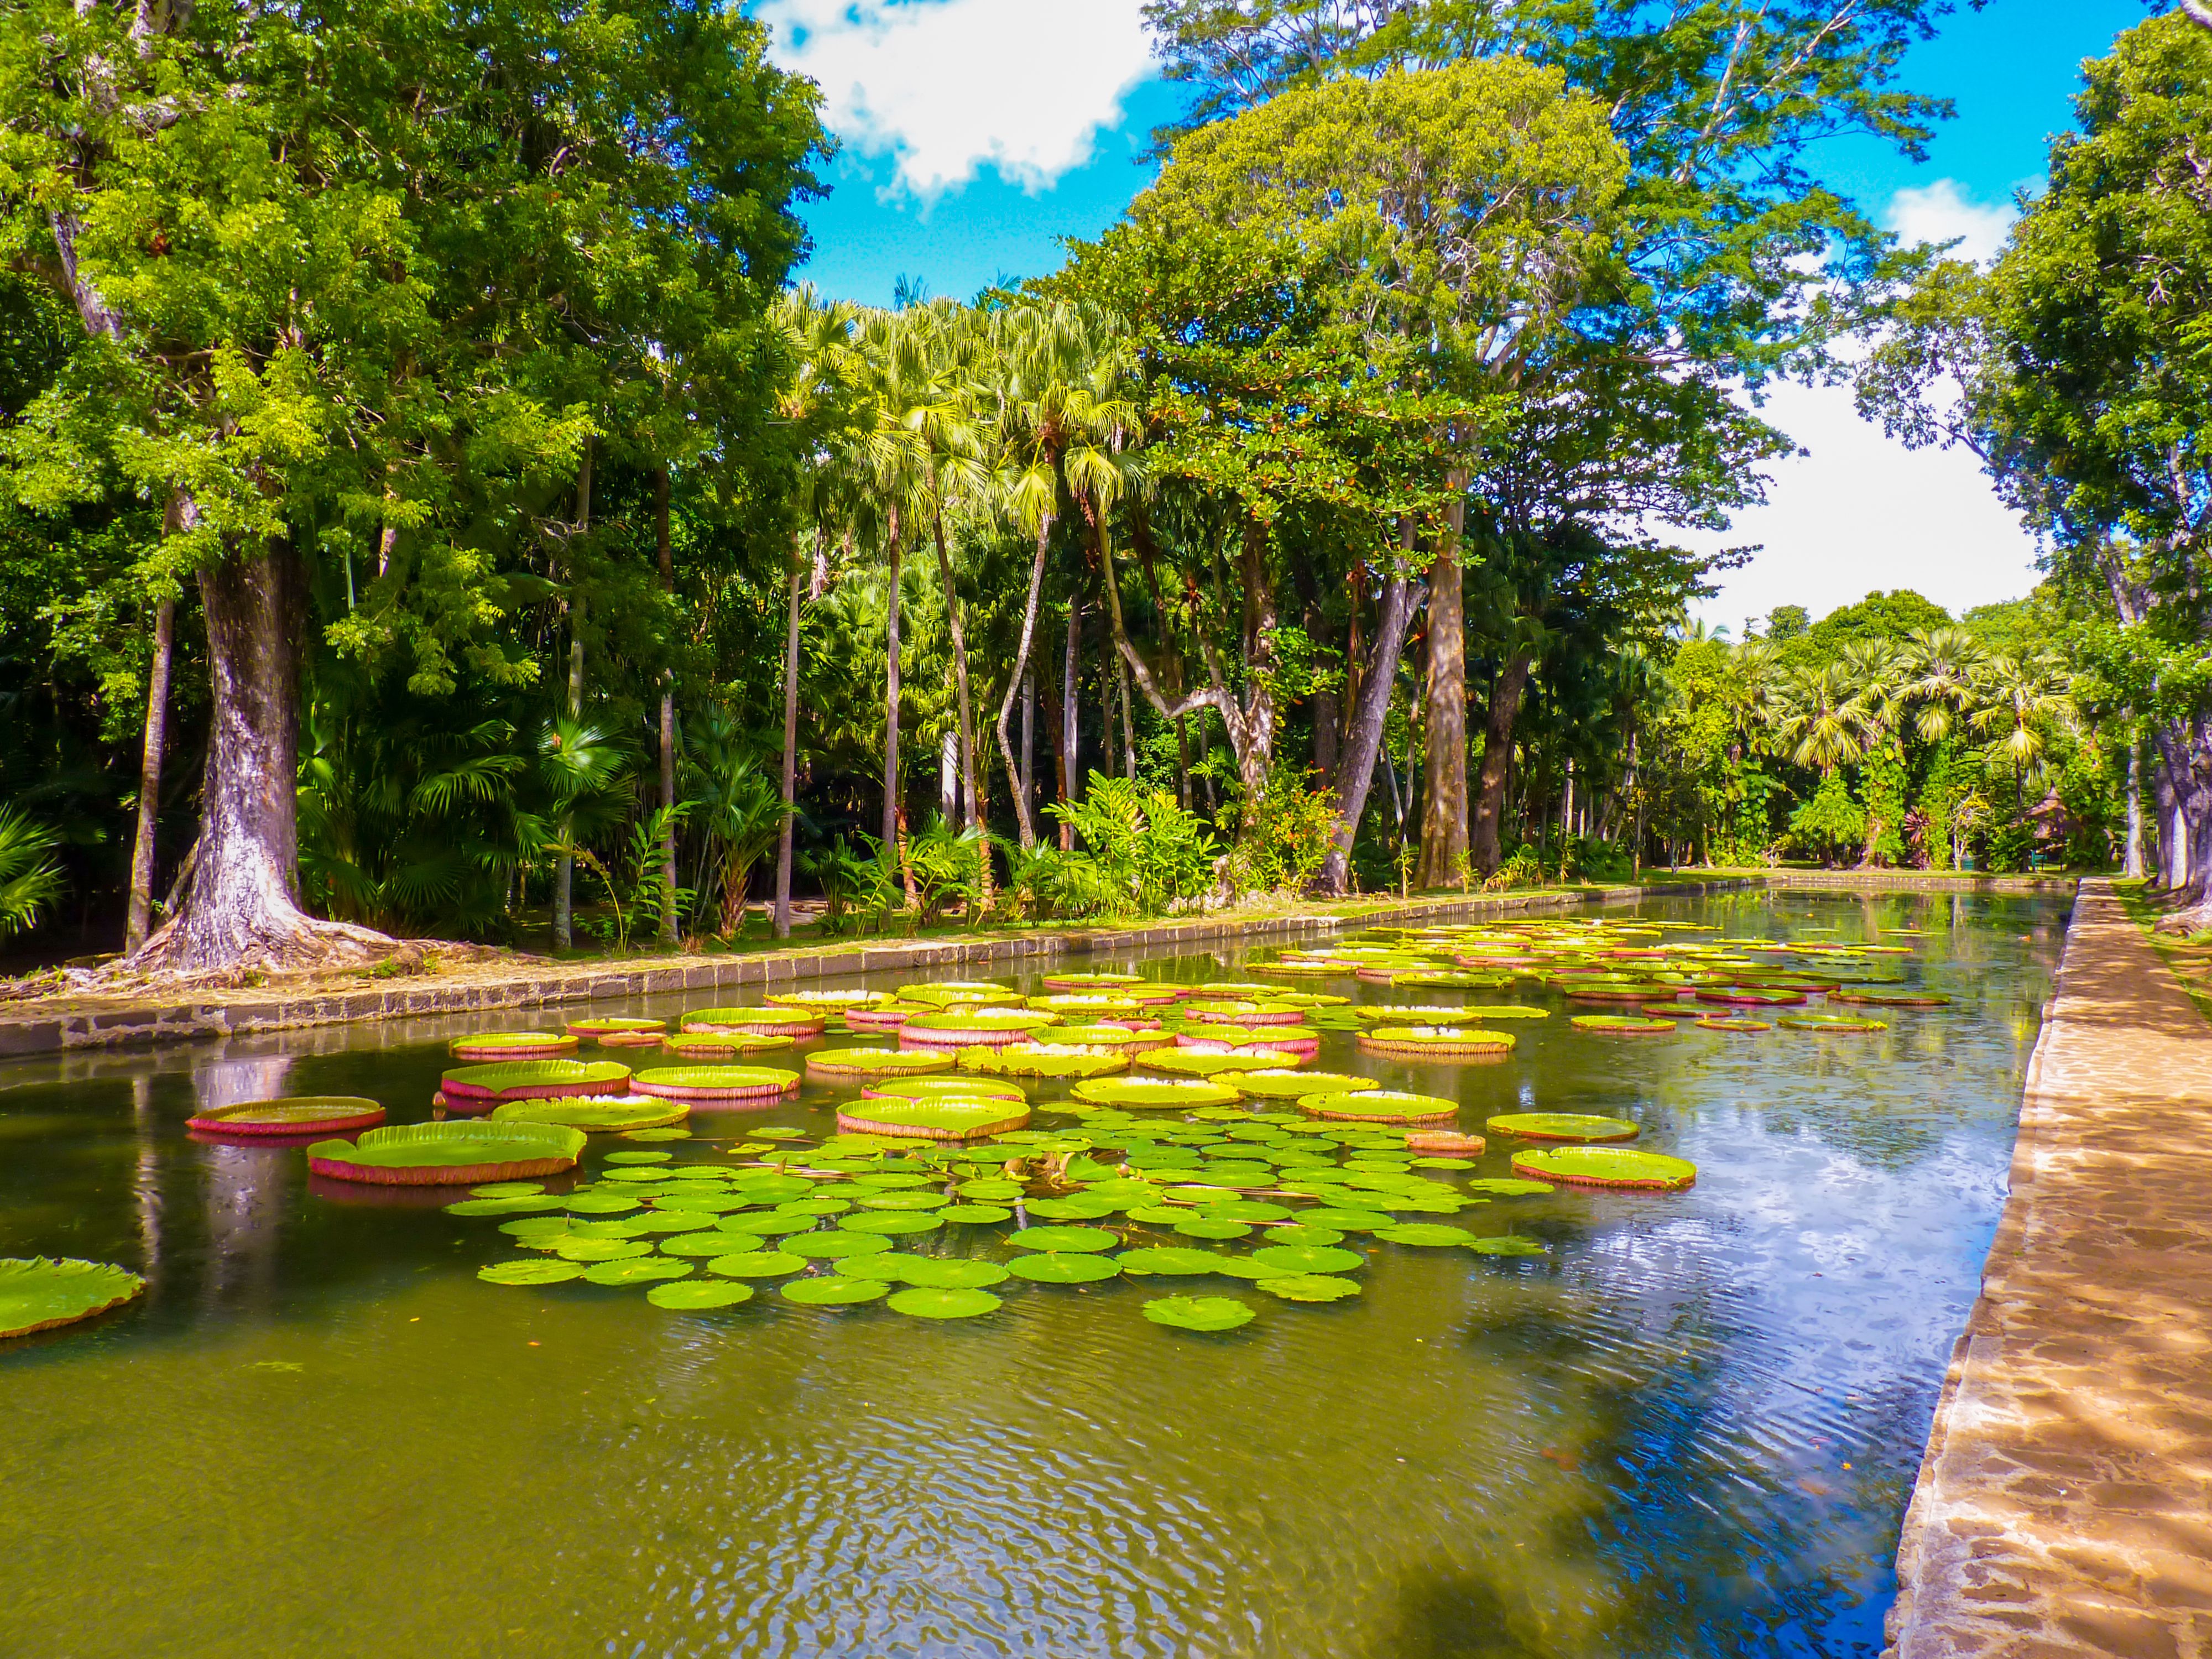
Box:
1887, 879, 2212, 1657
0, 875, 1762, 1058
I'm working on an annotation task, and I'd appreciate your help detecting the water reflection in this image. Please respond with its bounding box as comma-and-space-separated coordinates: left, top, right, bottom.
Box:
0, 894, 2060, 1659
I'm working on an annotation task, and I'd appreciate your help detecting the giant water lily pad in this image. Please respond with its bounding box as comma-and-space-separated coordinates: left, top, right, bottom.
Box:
899, 1009, 1060, 1046
477, 1259, 582, 1285
806, 1047, 956, 1080
765, 989, 894, 1012
310, 1121, 586, 1185
661, 1031, 796, 1060
647, 1280, 753, 1309
580, 1256, 691, 1285
439, 1059, 633, 1105
864, 1076, 1027, 1104
1142, 1295, 1254, 1331
1138, 1048, 1296, 1077
631, 1065, 799, 1101
1297, 1091, 1457, 1125
1569, 1015, 1679, 1035
779, 1276, 887, 1306
0, 1258, 145, 1339
450, 1032, 578, 1061
1831, 989, 1951, 1008
1071, 1077, 1241, 1109
684, 1007, 826, 1036
1230, 1070, 1379, 1100
1008, 1224, 1119, 1254
1779, 1014, 1889, 1032
706, 1250, 806, 1279
1356, 1026, 1516, 1058
189, 1096, 387, 1138
1512, 1147, 1697, 1191
1484, 1113, 1639, 1143
959, 1044, 1130, 1079
1251, 1243, 1364, 1275
1006, 1253, 1121, 1284
836, 1096, 1031, 1140
492, 1096, 687, 1132
888, 1286, 1002, 1318
1256, 1274, 1361, 1302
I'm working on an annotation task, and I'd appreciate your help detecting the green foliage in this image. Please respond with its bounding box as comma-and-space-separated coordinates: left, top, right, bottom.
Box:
1787, 774, 1867, 865
1227, 760, 1338, 896
1859, 740, 1908, 867
0, 807, 62, 939
1015, 773, 1222, 921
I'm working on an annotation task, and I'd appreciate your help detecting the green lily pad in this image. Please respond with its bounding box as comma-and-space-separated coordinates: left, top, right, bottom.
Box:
564, 1191, 643, 1214
445, 1195, 566, 1217
713, 1212, 815, 1237
1296, 1091, 1457, 1125
1464, 1178, 1557, 1195
900, 1258, 1012, 1289
1231, 1069, 1380, 1100
1251, 1243, 1363, 1274
622, 1127, 692, 1142
1465, 1235, 1549, 1256
469, 1181, 548, 1197
706, 1250, 806, 1279
780, 1276, 888, 1306
310, 1121, 587, 1184
805, 1047, 957, 1079
553, 1237, 654, 1262
603, 1150, 673, 1165
1115, 1246, 1224, 1276
888, 1286, 1002, 1318
785, 1232, 894, 1259
1375, 1224, 1473, 1247
1511, 1147, 1698, 1190
477, 1259, 583, 1285
1268, 1224, 1347, 1247
500, 1217, 575, 1241
646, 1280, 754, 1309
439, 1059, 633, 1101
1484, 1113, 1640, 1143
866, 1077, 1028, 1104
492, 1097, 687, 1132
1070, 1077, 1243, 1109
1173, 1215, 1252, 1240
1293, 1207, 1395, 1232
1025, 1196, 1118, 1221
1005, 1253, 1121, 1284
1008, 1224, 1119, 1253
1142, 1294, 1254, 1331
659, 1233, 752, 1256
1256, 1273, 1361, 1302
839, 1212, 943, 1236
836, 1096, 1032, 1140
940, 1204, 1014, 1224
580, 1256, 692, 1285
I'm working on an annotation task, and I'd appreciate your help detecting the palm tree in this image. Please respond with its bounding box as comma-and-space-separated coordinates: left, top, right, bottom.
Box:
987, 300, 1141, 848
1776, 662, 1878, 776
1971, 653, 2079, 813
1901, 627, 1989, 743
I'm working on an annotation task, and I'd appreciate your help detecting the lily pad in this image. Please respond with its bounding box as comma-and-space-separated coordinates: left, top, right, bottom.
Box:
1142, 1294, 1254, 1331
1463, 1178, 1557, 1196
647, 1280, 754, 1309
706, 1250, 806, 1279
1008, 1224, 1119, 1254
1292, 1207, 1395, 1232
439, 1059, 632, 1104
839, 1212, 944, 1236
1256, 1273, 1361, 1302
1569, 1015, 1679, 1035
631, 1066, 800, 1101
836, 1096, 1031, 1140
1071, 1077, 1242, 1109
779, 1276, 888, 1306
1357, 1027, 1517, 1058
1115, 1246, 1224, 1276
1172, 1215, 1252, 1241
477, 1259, 583, 1285
449, 1032, 579, 1061
1229, 1070, 1379, 1100
1695, 1016, 1772, 1032
660, 1031, 797, 1060
553, 1237, 654, 1262
187, 1095, 387, 1137
961, 1043, 1130, 1079
887, 1286, 1003, 1318
1251, 1243, 1364, 1274
1375, 1224, 1473, 1247
1778, 1014, 1890, 1032
1511, 1147, 1698, 1191
806, 1047, 956, 1079
683, 1007, 826, 1036
1269, 1225, 1347, 1248
1484, 1113, 1639, 1143
564, 1191, 643, 1214
865, 1076, 1027, 1104
580, 1256, 691, 1285
1296, 1091, 1457, 1125
785, 1231, 895, 1259
1005, 1253, 1121, 1284
0, 1258, 145, 1338
310, 1121, 587, 1185
1465, 1235, 1550, 1256
1137, 1048, 1295, 1077
940, 1204, 1014, 1224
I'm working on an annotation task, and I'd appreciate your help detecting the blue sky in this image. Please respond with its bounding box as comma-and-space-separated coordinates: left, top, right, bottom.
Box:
751, 0, 2156, 626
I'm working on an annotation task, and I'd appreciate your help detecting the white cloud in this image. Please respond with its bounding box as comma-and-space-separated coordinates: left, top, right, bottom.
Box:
754, 0, 1158, 201
1884, 178, 2017, 267
1681, 181, 2039, 633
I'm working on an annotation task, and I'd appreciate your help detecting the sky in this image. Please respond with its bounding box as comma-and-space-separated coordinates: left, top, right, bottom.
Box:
748, 0, 2158, 630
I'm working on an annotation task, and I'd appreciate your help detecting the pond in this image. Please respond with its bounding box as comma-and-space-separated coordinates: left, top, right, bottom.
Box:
0, 890, 2063, 1659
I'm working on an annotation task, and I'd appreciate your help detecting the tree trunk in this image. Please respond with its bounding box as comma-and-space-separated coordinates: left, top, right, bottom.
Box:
655, 468, 678, 947
1060, 594, 1081, 850
993, 515, 1051, 848
1118, 655, 1138, 780
931, 509, 983, 844
1415, 484, 1469, 886
1233, 515, 1279, 811
882, 510, 904, 859
129, 543, 398, 974
773, 557, 803, 940
1469, 648, 1533, 874
123, 587, 176, 953
2125, 731, 2144, 879
1315, 564, 1413, 895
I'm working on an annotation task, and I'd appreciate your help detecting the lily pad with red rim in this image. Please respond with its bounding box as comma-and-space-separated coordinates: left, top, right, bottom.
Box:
1511, 1146, 1697, 1191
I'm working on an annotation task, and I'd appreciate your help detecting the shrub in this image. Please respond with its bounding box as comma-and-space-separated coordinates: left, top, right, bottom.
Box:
1787, 775, 1866, 865
1227, 759, 1337, 897
1015, 773, 1222, 920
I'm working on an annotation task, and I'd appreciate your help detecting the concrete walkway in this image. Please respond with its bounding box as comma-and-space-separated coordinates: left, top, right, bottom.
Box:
1889, 881, 2212, 1657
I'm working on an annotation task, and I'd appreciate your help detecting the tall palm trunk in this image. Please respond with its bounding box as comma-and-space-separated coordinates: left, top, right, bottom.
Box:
931, 508, 988, 904
1415, 481, 1469, 886
993, 514, 1052, 848
774, 556, 803, 938
655, 467, 678, 946
1060, 594, 1081, 851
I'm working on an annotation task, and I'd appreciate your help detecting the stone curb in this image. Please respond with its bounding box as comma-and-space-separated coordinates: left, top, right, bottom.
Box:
0, 877, 1759, 1057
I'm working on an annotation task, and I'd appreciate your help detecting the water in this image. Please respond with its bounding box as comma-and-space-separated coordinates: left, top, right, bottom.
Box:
0, 891, 2063, 1659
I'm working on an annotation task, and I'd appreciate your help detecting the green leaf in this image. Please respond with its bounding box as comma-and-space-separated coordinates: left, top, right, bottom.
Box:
477, 1260, 582, 1285
779, 1276, 889, 1306
1142, 1295, 1254, 1332
0, 1258, 145, 1339
705, 1251, 807, 1279
1006, 1225, 1119, 1253
887, 1286, 1003, 1318
1255, 1273, 1361, 1302
580, 1257, 692, 1285
1005, 1253, 1121, 1284
1251, 1244, 1363, 1274
646, 1280, 754, 1310
784, 1232, 895, 1259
